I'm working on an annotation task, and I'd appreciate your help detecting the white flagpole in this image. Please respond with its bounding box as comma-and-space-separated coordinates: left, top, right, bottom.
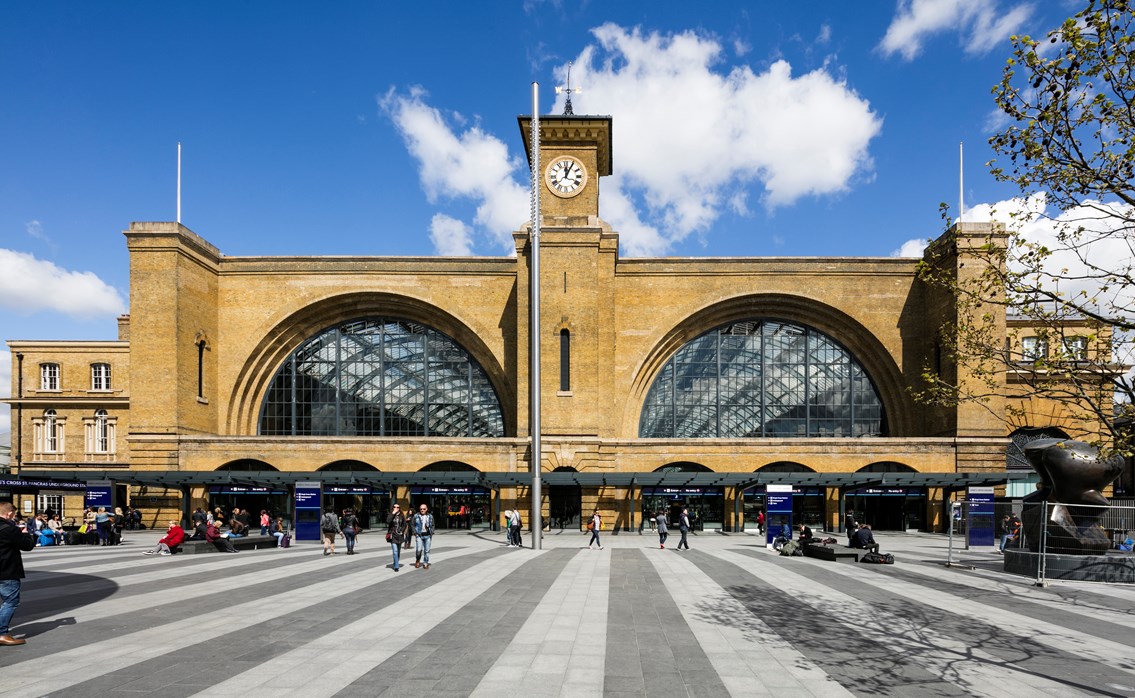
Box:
958, 141, 964, 218
177, 142, 182, 224
530, 82, 543, 550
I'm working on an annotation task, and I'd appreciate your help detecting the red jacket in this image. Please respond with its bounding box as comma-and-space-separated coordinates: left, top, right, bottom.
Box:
160, 525, 185, 547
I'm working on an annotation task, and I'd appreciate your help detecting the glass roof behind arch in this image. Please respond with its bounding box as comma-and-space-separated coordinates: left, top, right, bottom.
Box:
640, 320, 885, 438
259, 317, 505, 438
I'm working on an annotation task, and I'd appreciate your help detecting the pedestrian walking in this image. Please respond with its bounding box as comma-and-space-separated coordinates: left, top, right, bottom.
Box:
413, 503, 435, 569
509, 508, 523, 548
587, 509, 603, 549
656, 510, 669, 549
341, 508, 360, 555
386, 503, 407, 571
0, 502, 36, 645
320, 507, 340, 556
677, 507, 691, 550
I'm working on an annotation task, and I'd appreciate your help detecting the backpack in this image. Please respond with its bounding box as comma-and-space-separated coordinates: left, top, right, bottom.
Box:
320, 513, 338, 532
281, 533, 291, 548
860, 551, 894, 564
780, 540, 800, 556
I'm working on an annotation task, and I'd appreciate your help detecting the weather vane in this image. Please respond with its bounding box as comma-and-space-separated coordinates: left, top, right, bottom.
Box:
555, 62, 582, 115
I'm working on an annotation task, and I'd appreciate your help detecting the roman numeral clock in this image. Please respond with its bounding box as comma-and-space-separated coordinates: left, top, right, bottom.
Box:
545, 155, 587, 198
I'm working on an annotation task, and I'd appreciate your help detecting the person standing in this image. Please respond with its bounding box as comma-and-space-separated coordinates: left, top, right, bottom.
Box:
677, 507, 691, 550
94, 507, 112, 546
259, 510, 270, 536
341, 508, 360, 555
0, 502, 36, 645
413, 503, 435, 569
756, 509, 765, 535
509, 508, 522, 548
656, 510, 669, 549
587, 509, 603, 550
387, 503, 407, 571
320, 507, 340, 556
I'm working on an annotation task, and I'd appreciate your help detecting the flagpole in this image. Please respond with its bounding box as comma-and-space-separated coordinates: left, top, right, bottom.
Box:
177, 142, 182, 224
529, 82, 543, 550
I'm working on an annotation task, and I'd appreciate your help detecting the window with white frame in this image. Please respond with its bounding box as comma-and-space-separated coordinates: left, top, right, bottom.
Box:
41, 363, 60, 391
1021, 337, 1048, 361
91, 363, 111, 391
34, 409, 64, 455
84, 409, 116, 457
37, 494, 64, 518
1062, 336, 1088, 361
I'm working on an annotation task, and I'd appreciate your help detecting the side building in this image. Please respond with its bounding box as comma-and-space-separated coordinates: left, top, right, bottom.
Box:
3, 112, 1121, 533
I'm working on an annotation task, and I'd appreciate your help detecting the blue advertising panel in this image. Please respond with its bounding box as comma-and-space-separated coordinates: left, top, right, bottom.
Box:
968, 486, 995, 547
85, 480, 113, 510
766, 484, 793, 546
294, 481, 322, 542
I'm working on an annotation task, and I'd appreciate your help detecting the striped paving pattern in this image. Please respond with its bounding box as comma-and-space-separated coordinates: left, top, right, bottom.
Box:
1, 532, 1134, 697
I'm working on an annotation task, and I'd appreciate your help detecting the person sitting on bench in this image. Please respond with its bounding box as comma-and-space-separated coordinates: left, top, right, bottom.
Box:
797, 523, 814, 542
206, 520, 238, 553
850, 523, 879, 553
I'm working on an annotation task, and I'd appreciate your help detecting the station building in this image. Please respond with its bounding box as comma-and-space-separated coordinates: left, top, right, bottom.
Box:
3, 112, 1119, 533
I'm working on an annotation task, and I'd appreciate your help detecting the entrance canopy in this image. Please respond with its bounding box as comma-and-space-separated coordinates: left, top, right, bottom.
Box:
15, 469, 1032, 492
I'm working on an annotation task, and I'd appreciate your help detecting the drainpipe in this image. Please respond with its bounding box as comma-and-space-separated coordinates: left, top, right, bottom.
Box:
15, 352, 23, 477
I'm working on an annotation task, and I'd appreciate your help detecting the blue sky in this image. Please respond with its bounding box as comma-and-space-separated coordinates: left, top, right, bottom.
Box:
0, 0, 1087, 437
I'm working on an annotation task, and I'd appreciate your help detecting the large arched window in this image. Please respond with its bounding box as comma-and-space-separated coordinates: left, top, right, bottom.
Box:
639, 320, 885, 438
259, 318, 504, 437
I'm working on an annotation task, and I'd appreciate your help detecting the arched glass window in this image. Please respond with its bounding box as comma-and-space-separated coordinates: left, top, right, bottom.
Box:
94, 409, 110, 453
43, 409, 59, 452
259, 318, 505, 437
1007, 427, 1069, 469
639, 320, 885, 438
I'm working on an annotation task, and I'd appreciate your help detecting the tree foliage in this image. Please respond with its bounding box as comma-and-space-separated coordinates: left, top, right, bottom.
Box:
916, 0, 1135, 450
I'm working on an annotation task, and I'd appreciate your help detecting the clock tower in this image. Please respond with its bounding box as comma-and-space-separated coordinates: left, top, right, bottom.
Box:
518, 114, 612, 223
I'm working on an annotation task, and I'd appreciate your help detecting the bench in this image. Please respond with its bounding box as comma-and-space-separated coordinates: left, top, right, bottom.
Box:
174, 535, 278, 554
802, 542, 860, 563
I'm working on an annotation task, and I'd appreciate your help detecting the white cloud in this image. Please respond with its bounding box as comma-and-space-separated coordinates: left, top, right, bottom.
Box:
960, 193, 1135, 314
429, 213, 474, 256
563, 24, 882, 255
383, 25, 881, 257
380, 87, 529, 253
0, 249, 126, 317
879, 0, 1033, 60
892, 238, 930, 257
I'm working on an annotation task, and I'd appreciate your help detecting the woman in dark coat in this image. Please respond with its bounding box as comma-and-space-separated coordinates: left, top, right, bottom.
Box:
386, 503, 407, 571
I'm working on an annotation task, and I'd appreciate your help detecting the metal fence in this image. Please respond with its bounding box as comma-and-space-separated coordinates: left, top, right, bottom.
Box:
945, 499, 1135, 585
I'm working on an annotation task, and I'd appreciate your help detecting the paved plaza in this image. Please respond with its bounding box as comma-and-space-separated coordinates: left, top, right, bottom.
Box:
2, 527, 1134, 697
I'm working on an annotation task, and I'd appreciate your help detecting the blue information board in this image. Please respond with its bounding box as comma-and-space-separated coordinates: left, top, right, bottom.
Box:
968, 486, 995, 547
766, 485, 793, 546
85, 480, 113, 510
295, 481, 322, 542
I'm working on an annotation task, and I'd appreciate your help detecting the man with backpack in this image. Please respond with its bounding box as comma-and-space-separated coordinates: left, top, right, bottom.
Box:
412, 503, 435, 569
320, 507, 341, 556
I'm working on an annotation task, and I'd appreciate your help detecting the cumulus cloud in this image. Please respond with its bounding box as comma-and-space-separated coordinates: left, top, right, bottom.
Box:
0, 249, 126, 317
879, 0, 1033, 60
563, 24, 882, 255
429, 214, 475, 256
892, 238, 930, 257
960, 193, 1135, 313
384, 25, 881, 257
380, 87, 529, 254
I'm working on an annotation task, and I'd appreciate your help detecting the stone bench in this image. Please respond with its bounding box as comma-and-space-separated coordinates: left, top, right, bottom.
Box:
174, 535, 278, 554
802, 542, 860, 563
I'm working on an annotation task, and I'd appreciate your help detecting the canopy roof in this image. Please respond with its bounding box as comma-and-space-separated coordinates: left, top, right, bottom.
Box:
13, 469, 1031, 492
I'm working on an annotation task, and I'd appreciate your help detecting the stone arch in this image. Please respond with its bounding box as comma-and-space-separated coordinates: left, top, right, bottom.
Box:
654, 462, 712, 473
625, 293, 910, 436
421, 461, 479, 472
857, 462, 916, 473
318, 460, 380, 472
226, 292, 514, 436
756, 462, 817, 473
217, 459, 278, 471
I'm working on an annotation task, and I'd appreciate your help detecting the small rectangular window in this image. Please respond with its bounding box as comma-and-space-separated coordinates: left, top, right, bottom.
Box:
560, 329, 571, 392
1062, 337, 1088, 361
91, 363, 111, 391
1021, 337, 1048, 361
41, 363, 59, 391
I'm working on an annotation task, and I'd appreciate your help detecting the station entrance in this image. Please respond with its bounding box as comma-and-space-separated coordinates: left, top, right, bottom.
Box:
410, 486, 492, 529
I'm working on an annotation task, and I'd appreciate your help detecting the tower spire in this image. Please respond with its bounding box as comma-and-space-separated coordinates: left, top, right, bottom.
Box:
555, 62, 582, 115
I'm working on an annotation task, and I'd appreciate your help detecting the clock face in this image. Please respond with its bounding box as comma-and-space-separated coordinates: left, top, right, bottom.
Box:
545, 156, 587, 198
